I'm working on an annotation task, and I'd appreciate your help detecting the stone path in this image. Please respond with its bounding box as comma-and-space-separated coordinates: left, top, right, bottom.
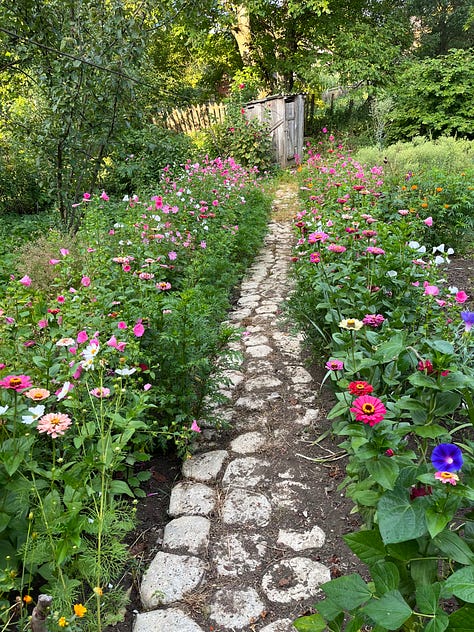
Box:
133, 184, 333, 632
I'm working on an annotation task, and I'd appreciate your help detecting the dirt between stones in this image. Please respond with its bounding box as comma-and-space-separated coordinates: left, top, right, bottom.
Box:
105, 246, 474, 632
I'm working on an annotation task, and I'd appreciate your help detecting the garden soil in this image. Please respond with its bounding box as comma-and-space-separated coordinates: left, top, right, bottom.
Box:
105, 182, 474, 632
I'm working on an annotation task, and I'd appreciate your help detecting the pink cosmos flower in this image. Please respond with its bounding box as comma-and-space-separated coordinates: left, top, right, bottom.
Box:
168, 251, 177, 261
83, 192, 91, 200
60, 249, 69, 256
133, 322, 145, 337
38, 319, 48, 329
455, 291, 469, 304
57, 295, 65, 303
37, 412, 72, 437
100, 191, 109, 201
191, 419, 201, 433
90, 387, 111, 398
117, 321, 127, 329
143, 383, 152, 391
350, 395, 386, 426
398, 209, 409, 216
81, 276, 91, 287
19, 275, 32, 286
424, 217, 433, 227
49, 259, 61, 265
0, 375, 33, 391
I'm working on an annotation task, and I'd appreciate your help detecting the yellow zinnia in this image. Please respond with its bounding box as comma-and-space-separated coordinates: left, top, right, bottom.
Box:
74, 603, 87, 617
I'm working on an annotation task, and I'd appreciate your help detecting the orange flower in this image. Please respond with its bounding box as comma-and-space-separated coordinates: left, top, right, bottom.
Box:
24, 388, 50, 401
436, 187, 443, 192
421, 203, 428, 208
74, 603, 87, 617
411, 184, 418, 190
23, 595, 33, 604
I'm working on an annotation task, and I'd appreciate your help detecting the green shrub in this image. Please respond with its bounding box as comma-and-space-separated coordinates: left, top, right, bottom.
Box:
388, 48, 474, 141
100, 124, 195, 196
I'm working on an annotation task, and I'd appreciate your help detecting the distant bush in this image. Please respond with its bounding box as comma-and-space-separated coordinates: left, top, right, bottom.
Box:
387, 48, 474, 141
100, 124, 195, 196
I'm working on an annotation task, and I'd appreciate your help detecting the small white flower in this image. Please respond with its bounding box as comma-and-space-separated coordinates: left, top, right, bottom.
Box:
386, 270, 398, 277
122, 195, 129, 202
434, 255, 446, 265
115, 367, 137, 376
0, 405, 9, 415
22, 404, 45, 425
113, 222, 125, 229
82, 342, 100, 362
449, 286, 459, 294
56, 381, 72, 401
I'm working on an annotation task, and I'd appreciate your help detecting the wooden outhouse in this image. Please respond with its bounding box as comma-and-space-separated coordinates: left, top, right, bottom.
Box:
243, 94, 305, 168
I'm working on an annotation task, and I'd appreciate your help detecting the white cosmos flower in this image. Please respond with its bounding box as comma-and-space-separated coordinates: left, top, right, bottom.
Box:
56, 381, 72, 401
386, 270, 398, 277
115, 367, 137, 376
22, 404, 45, 425
0, 405, 9, 415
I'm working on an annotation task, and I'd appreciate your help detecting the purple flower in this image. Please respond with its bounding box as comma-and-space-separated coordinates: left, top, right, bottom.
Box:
325, 359, 344, 371
431, 443, 463, 473
461, 311, 474, 332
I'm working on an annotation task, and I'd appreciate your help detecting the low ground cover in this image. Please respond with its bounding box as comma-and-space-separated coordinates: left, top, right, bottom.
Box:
0, 157, 272, 630
289, 135, 474, 630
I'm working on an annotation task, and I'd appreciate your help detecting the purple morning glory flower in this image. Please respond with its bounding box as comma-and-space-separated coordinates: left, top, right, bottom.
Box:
431, 443, 463, 473
461, 311, 474, 332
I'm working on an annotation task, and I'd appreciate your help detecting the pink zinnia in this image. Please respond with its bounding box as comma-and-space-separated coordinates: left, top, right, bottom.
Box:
328, 243, 346, 253
350, 395, 386, 426
455, 291, 469, 304
81, 276, 91, 287
77, 330, 88, 344
37, 412, 72, 438
24, 388, 50, 401
133, 322, 145, 337
0, 375, 33, 391
309, 252, 320, 263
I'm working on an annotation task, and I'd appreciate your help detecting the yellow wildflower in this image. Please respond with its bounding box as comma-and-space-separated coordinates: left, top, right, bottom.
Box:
74, 603, 87, 617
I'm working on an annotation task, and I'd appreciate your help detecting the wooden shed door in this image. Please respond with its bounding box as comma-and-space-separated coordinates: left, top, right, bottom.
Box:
285, 98, 297, 162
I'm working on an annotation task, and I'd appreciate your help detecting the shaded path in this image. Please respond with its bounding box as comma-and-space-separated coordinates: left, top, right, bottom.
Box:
133, 182, 348, 632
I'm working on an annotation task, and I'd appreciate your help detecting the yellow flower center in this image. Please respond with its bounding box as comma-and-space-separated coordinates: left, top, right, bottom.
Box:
362, 403, 375, 414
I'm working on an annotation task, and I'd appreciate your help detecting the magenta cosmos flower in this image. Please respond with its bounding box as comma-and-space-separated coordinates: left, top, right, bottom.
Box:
37, 412, 72, 437
350, 395, 386, 426
0, 375, 33, 391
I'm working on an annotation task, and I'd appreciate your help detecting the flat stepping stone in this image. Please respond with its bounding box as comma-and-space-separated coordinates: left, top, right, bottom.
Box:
246, 344, 273, 358
162, 516, 211, 555
182, 450, 228, 482
245, 375, 282, 391
209, 587, 266, 629
219, 370, 245, 388
133, 608, 204, 632
244, 334, 269, 346
260, 620, 297, 632
235, 394, 266, 411
222, 488, 272, 526
168, 482, 215, 517
277, 526, 326, 551
290, 367, 313, 384
230, 431, 267, 454
271, 480, 310, 511
261, 557, 331, 603
255, 303, 279, 314
212, 532, 267, 577
140, 552, 206, 608
222, 456, 271, 487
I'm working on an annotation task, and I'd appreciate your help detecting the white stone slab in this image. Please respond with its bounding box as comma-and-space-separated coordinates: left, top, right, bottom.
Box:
133, 608, 204, 632
222, 488, 272, 526
245, 375, 282, 391
182, 450, 228, 482
230, 431, 267, 454
212, 532, 267, 577
140, 552, 206, 608
168, 482, 216, 517
162, 516, 211, 555
290, 367, 313, 384
222, 456, 270, 487
209, 587, 266, 629
262, 557, 331, 603
277, 526, 326, 551
246, 344, 273, 358
244, 334, 270, 346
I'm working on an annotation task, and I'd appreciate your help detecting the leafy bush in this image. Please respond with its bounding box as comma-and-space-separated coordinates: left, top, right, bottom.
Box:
388, 48, 474, 141
100, 124, 195, 196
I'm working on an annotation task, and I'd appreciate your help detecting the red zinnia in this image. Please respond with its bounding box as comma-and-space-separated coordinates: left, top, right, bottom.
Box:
348, 381, 373, 396
350, 395, 386, 426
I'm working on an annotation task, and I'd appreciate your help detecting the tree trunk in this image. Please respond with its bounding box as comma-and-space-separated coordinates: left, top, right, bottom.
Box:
30, 594, 53, 632
229, 3, 252, 65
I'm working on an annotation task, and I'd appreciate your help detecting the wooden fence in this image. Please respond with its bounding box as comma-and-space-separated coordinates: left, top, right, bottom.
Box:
157, 102, 228, 134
